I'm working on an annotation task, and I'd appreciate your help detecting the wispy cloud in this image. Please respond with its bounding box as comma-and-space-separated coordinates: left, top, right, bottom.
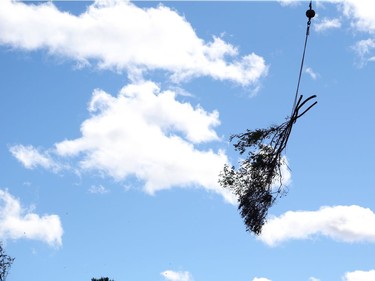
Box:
0, 0, 267, 86
9, 145, 61, 172
259, 205, 375, 246
252, 278, 272, 281
343, 269, 375, 281
161, 270, 193, 281
336, 1, 375, 65
305, 67, 319, 80
314, 17, 341, 32
11, 81, 236, 204
352, 38, 375, 66
0, 189, 63, 247
277, 0, 301, 7
281, 1, 375, 67
88, 185, 109, 194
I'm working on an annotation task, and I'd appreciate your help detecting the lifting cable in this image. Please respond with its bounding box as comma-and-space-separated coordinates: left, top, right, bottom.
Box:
291, 1, 316, 116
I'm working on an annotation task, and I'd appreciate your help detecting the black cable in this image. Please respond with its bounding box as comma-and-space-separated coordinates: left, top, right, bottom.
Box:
291, 1, 315, 115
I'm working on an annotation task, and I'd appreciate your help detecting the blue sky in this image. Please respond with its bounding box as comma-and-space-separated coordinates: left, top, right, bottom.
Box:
1, 0, 375, 280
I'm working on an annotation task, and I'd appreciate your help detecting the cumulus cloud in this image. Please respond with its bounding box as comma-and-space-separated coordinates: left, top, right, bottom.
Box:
341, 0, 375, 34
343, 269, 375, 281
0, 189, 63, 247
314, 17, 341, 32
0, 0, 267, 86
258, 205, 375, 246
280, 0, 374, 33
281, 1, 375, 66
161, 270, 193, 281
11, 81, 236, 203
333, 1, 375, 65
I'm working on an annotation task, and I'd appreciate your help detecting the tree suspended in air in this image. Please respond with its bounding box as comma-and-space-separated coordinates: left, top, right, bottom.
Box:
219, 95, 317, 235
219, 2, 317, 235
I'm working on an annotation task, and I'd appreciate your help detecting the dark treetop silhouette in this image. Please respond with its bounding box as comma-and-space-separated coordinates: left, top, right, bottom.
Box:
0, 242, 14, 281
219, 2, 317, 235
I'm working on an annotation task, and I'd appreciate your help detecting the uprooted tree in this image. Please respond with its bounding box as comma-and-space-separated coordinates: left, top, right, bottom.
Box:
0, 242, 14, 281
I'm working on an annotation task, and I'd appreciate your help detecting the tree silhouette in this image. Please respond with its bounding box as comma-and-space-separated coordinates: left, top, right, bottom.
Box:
219, 95, 317, 235
220, 1, 317, 236
91, 277, 114, 281
0, 242, 14, 281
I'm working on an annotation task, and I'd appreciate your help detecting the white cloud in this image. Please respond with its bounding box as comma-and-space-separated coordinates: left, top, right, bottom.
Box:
354, 39, 375, 56
252, 278, 272, 281
0, 189, 63, 247
313, 1, 375, 66
281, 1, 375, 66
277, 0, 301, 7
88, 185, 109, 194
0, 0, 267, 86
339, 1, 375, 65
314, 17, 341, 32
9, 145, 61, 172
309, 277, 321, 281
259, 205, 375, 246
341, 0, 375, 34
161, 270, 193, 281
305, 67, 319, 80
343, 269, 375, 281
352, 38, 375, 66
12, 81, 236, 204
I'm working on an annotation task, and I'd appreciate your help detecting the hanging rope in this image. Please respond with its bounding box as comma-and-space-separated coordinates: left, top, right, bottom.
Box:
219, 1, 318, 235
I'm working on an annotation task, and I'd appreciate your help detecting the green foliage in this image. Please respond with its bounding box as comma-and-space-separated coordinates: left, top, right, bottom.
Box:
219, 95, 317, 235
0, 242, 14, 281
